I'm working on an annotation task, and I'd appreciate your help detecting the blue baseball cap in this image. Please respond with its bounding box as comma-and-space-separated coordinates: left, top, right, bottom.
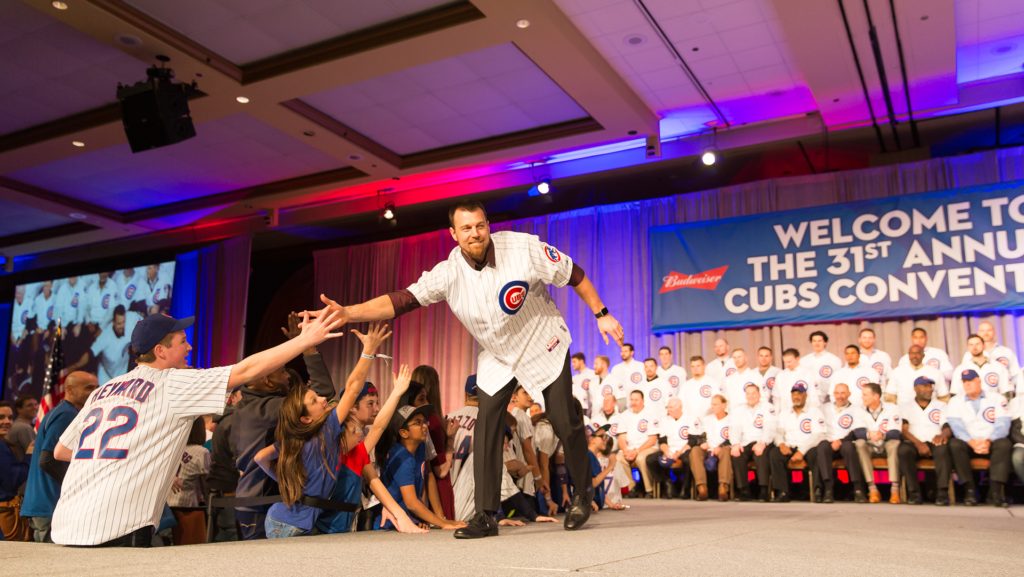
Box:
131, 313, 194, 355
790, 383, 807, 394
357, 382, 378, 401
961, 369, 979, 381
465, 374, 478, 396
913, 376, 936, 387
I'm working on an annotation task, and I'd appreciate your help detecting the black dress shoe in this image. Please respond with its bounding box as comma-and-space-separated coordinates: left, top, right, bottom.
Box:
564, 486, 594, 531
771, 492, 790, 503
454, 512, 498, 539
906, 493, 923, 505
823, 489, 834, 504
964, 491, 978, 506
853, 489, 867, 504
935, 494, 950, 506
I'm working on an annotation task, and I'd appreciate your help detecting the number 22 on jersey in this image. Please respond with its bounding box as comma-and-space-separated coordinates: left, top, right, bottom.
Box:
75, 406, 139, 460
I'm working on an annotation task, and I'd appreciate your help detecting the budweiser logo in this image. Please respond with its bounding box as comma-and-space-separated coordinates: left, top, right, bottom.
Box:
659, 266, 728, 293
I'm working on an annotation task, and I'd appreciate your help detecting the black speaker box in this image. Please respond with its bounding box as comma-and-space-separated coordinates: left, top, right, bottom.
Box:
118, 80, 196, 153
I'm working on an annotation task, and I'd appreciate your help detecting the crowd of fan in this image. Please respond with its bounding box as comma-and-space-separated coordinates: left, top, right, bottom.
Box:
1, 316, 1022, 544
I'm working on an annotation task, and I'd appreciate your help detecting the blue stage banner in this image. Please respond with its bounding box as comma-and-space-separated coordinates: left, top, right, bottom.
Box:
650, 182, 1024, 332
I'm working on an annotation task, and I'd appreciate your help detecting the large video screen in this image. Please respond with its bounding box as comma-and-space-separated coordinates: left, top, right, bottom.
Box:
6, 262, 176, 399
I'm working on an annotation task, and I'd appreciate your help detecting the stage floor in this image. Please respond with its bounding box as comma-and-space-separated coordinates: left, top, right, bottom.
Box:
3, 500, 1020, 577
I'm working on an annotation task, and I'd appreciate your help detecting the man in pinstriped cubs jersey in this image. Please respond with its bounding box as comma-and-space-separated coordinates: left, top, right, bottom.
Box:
314, 200, 624, 539
50, 310, 344, 546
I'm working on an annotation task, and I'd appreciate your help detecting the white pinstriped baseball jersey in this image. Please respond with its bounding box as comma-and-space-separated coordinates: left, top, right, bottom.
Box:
51, 364, 231, 545
406, 231, 573, 398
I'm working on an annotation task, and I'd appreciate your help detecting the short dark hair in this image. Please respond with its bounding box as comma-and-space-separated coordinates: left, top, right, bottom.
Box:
187, 417, 207, 446
14, 394, 37, 410
782, 348, 800, 358
967, 333, 983, 343
859, 327, 875, 336
659, 346, 672, 354
623, 343, 634, 352
448, 200, 487, 227
630, 390, 644, 400
689, 355, 704, 363
809, 331, 828, 343
911, 327, 927, 336
571, 352, 586, 363
845, 344, 860, 353
643, 357, 657, 364
113, 304, 126, 319
757, 346, 773, 354
0, 401, 13, 413
863, 382, 882, 397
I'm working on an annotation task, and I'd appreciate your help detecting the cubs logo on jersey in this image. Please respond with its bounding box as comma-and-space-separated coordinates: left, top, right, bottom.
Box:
799, 418, 812, 433
928, 409, 941, 425
124, 284, 136, 300
581, 378, 591, 391
650, 388, 663, 401
699, 384, 712, 398
638, 419, 649, 433
879, 420, 889, 434
872, 362, 884, 375
669, 375, 680, 387
602, 384, 613, 397
543, 245, 561, 262
46, 305, 55, 320
996, 356, 1009, 368
838, 414, 854, 429
753, 414, 764, 429
856, 376, 869, 389
498, 281, 529, 315
820, 365, 833, 378
985, 372, 1000, 387
20, 310, 28, 324
983, 406, 997, 423
765, 377, 775, 390
927, 358, 940, 369
726, 367, 737, 377
720, 426, 729, 441
102, 294, 111, 309
630, 372, 642, 384
678, 426, 689, 440
71, 293, 80, 308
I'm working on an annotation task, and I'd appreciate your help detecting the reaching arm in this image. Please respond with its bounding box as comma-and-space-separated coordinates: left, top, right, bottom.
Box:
313, 294, 396, 325
334, 323, 393, 422
362, 467, 426, 534
254, 445, 278, 480
365, 364, 412, 453
39, 450, 69, 482
399, 484, 460, 529
572, 276, 624, 346
228, 308, 344, 389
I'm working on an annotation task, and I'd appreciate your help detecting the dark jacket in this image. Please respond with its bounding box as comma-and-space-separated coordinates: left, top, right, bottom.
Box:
207, 406, 238, 493
231, 352, 336, 510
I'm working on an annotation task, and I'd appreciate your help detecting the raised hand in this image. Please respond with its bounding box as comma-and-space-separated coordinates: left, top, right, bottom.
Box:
296, 308, 346, 346
393, 364, 412, 394
303, 294, 348, 324
446, 417, 460, 437
280, 311, 301, 340
597, 314, 624, 346
351, 321, 392, 356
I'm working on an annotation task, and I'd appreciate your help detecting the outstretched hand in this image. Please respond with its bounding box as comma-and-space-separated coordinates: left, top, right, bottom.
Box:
393, 364, 412, 394
304, 294, 349, 325
296, 308, 346, 345
280, 311, 302, 340
597, 314, 624, 346
351, 321, 392, 356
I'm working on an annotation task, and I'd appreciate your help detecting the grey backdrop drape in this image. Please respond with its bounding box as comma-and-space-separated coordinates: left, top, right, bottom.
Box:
313, 146, 1024, 413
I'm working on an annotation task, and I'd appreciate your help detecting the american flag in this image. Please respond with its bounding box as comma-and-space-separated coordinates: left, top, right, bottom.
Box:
36, 320, 64, 429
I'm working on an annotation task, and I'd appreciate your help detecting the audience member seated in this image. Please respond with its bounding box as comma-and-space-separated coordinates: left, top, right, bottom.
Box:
0, 401, 31, 541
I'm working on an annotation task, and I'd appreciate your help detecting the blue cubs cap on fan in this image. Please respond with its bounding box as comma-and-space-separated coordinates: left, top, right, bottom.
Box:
913, 376, 936, 387
131, 313, 194, 354
791, 383, 807, 393
961, 369, 980, 381
465, 374, 478, 396
357, 382, 378, 401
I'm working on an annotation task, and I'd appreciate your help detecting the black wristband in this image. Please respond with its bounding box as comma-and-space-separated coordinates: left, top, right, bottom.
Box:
594, 307, 609, 319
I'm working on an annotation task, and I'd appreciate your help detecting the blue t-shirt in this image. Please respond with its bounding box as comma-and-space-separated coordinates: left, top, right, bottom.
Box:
21, 401, 79, 517
316, 442, 370, 534
376, 442, 426, 530
0, 439, 29, 502
266, 414, 343, 531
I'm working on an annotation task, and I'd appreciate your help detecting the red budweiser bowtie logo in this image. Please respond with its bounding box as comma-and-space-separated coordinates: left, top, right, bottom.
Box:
659, 266, 728, 293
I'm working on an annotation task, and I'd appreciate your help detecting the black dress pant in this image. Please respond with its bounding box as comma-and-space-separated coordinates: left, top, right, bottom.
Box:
898, 441, 952, 496
948, 437, 1012, 485
474, 355, 590, 513
769, 441, 832, 495
832, 437, 864, 487
732, 442, 771, 491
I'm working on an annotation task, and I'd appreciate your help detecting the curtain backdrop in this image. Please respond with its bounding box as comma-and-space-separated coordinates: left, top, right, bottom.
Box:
174, 235, 252, 369
314, 146, 1024, 414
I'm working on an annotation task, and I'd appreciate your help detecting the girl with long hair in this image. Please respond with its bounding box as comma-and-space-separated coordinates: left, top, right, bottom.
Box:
409, 365, 455, 519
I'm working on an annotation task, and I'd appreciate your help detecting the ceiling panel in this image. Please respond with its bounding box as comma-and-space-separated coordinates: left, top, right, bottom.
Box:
4, 113, 345, 213
956, 0, 1024, 83
299, 43, 589, 155
0, 195, 76, 237
0, 0, 149, 135
125, 0, 456, 64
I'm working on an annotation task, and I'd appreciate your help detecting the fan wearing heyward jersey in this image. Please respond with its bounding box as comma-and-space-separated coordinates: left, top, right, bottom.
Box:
822, 383, 867, 503
769, 383, 831, 503
704, 338, 737, 386
722, 349, 758, 409
952, 334, 1011, 398
897, 327, 954, 384
609, 344, 645, 411
830, 344, 878, 407
774, 349, 819, 413
729, 384, 774, 502
312, 200, 624, 539
887, 345, 949, 405
751, 347, 781, 405
640, 358, 671, 414
656, 346, 687, 400
801, 331, 842, 406
681, 356, 716, 418
614, 390, 659, 498
645, 397, 694, 500
570, 353, 597, 419
897, 376, 953, 505
853, 383, 902, 504
50, 309, 344, 547
945, 369, 1013, 507
857, 328, 893, 389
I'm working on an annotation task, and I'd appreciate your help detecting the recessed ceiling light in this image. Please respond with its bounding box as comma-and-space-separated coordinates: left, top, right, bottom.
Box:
52, 1, 68, 10
348, 154, 362, 161
236, 96, 250, 104
516, 19, 530, 29
302, 130, 315, 137
72, 140, 85, 147
624, 34, 647, 46
993, 44, 1016, 55
920, 15, 929, 21
116, 34, 142, 46
69, 212, 87, 220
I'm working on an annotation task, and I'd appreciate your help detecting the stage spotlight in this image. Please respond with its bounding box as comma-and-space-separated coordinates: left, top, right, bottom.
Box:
528, 179, 552, 197
701, 148, 718, 166
382, 203, 395, 221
